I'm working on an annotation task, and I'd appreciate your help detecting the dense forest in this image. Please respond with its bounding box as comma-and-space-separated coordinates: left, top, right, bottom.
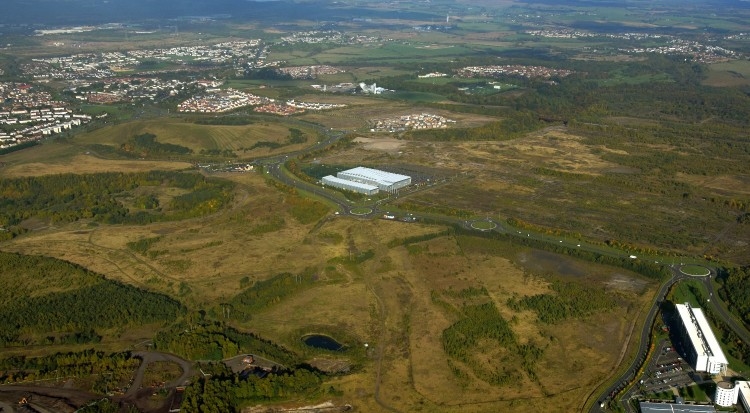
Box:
0, 170, 234, 237
0, 251, 184, 347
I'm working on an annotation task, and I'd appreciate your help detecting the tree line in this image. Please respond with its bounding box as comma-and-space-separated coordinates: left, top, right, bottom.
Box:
154, 321, 299, 366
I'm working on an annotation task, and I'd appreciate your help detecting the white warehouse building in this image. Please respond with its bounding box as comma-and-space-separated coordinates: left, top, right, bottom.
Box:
336, 166, 411, 194
321, 175, 379, 195
675, 303, 728, 375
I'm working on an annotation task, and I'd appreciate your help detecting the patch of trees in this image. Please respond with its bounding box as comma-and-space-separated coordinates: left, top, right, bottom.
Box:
244, 67, 293, 80
508, 280, 615, 324
0, 171, 234, 232
0, 251, 184, 347
287, 195, 330, 224
0, 140, 38, 155
717, 266, 750, 329
154, 322, 299, 366
181, 368, 322, 413
229, 270, 320, 322
127, 236, 163, 255
386, 229, 452, 248
242, 128, 308, 152
440, 294, 544, 385
120, 133, 193, 156
0, 349, 139, 388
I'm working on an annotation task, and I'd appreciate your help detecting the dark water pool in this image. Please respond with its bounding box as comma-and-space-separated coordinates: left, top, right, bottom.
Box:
302, 334, 345, 351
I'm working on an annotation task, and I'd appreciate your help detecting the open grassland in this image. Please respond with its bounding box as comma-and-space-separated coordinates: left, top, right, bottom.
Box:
72, 118, 317, 158
0, 171, 329, 304
314, 125, 750, 264
0, 144, 192, 177
704, 60, 750, 87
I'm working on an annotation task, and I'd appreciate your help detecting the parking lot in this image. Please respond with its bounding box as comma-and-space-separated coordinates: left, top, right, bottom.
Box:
639, 342, 697, 397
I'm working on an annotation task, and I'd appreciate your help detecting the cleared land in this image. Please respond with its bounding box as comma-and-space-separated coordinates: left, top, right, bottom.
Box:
72, 118, 319, 158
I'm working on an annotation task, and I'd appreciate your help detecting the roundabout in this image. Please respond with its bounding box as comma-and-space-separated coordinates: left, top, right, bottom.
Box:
350, 207, 373, 216
679, 264, 711, 277
470, 220, 497, 231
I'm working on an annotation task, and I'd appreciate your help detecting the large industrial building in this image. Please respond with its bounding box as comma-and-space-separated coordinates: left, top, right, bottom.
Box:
321, 175, 379, 195
675, 303, 728, 375
322, 166, 411, 195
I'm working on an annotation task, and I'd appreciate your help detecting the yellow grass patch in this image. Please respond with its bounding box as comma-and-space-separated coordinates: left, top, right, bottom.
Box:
2, 154, 190, 177
676, 173, 750, 195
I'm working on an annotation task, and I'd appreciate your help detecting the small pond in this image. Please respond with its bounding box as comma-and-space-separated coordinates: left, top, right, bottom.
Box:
302, 334, 345, 351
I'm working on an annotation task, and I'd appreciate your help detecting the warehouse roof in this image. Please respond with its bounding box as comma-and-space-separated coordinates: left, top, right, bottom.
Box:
322, 175, 379, 191
338, 166, 410, 185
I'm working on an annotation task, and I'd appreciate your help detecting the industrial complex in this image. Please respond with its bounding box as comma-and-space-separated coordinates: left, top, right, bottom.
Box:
675, 303, 728, 375
322, 166, 411, 195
